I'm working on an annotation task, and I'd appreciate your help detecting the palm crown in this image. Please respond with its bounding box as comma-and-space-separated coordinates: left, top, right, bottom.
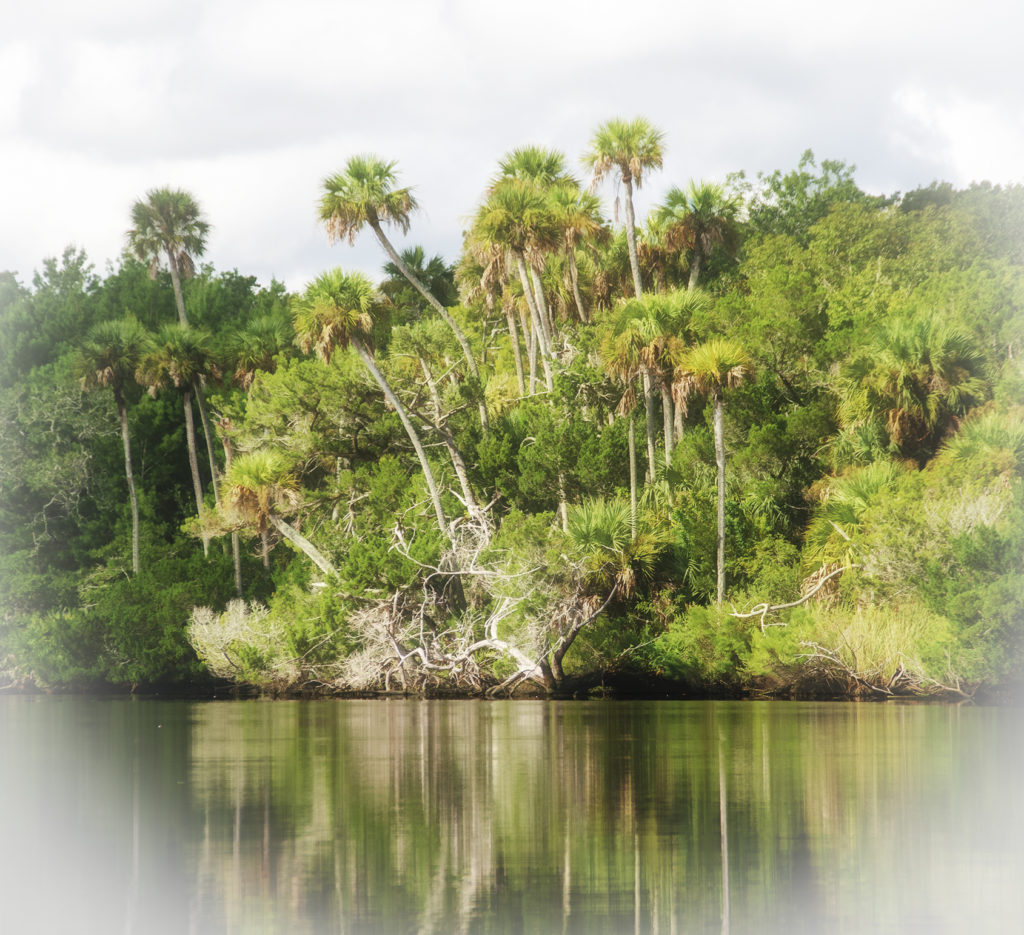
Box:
583, 117, 665, 189
319, 155, 417, 245
79, 316, 153, 399
292, 269, 377, 364
127, 188, 209, 280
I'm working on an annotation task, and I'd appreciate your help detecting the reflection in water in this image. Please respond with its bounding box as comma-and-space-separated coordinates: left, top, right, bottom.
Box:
1, 698, 1022, 933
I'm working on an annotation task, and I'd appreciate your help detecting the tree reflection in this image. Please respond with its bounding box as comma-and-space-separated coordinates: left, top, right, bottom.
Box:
176, 700, 1019, 934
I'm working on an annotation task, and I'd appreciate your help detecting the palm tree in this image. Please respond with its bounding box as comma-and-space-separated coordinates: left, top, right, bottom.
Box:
803, 460, 909, 571
583, 117, 665, 300
381, 246, 458, 326
137, 323, 217, 553
937, 406, 1024, 471
838, 314, 988, 465
548, 181, 609, 322
654, 181, 742, 291
606, 301, 659, 482
494, 145, 569, 185
457, 238, 527, 395
291, 269, 453, 543
472, 178, 561, 392
674, 339, 754, 606
126, 188, 210, 326
78, 317, 153, 574
221, 450, 335, 578
318, 155, 487, 431
491, 146, 572, 342
223, 313, 293, 390
601, 326, 645, 534
637, 212, 675, 293
609, 290, 704, 474
567, 496, 670, 600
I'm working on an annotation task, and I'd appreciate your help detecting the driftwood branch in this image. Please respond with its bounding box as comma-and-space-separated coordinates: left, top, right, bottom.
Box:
729, 564, 856, 631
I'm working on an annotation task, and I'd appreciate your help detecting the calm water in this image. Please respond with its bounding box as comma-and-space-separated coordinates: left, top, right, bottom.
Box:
0, 697, 1021, 934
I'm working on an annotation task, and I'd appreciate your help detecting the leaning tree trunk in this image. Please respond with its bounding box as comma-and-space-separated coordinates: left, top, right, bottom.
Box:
268, 515, 335, 578
713, 388, 726, 607
182, 388, 209, 557
352, 338, 453, 547
420, 357, 480, 518
622, 175, 644, 300
115, 390, 141, 575
368, 218, 489, 433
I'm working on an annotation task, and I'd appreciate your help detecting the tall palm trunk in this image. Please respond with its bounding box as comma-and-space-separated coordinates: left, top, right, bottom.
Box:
661, 382, 674, 466
217, 427, 244, 595
628, 416, 638, 541
713, 389, 726, 607
640, 365, 658, 480
688, 249, 704, 292
182, 388, 209, 557
194, 383, 219, 493
566, 247, 588, 323
368, 217, 489, 432
194, 380, 239, 577
352, 338, 452, 546
504, 301, 526, 395
530, 267, 555, 350
623, 176, 644, 300
167, 255, 188, 326
514, 253, 553, 392
115, 389, 141, 575
519, 302, 538, 394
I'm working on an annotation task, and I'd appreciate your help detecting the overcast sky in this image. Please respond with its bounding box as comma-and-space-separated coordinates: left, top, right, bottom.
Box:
4, 0, 1023, 293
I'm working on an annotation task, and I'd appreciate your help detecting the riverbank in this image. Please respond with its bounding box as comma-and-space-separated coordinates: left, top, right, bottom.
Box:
4, 665, 1015, 703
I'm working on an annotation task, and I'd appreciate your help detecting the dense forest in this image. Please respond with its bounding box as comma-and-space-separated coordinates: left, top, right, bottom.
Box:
2, 122, 1022, 699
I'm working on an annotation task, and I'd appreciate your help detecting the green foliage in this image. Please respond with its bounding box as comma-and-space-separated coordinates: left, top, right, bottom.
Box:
649, 603, 752, 688
1, 249, 101, 385
325, 455, 441, 593
477, 401, 625, 514
836, 311, 989, 464
4, 153, 1023, 697
730, 149, 882, 244
189, 585, 358, 693
744, 600, 961, 694
803, 460, 912, 570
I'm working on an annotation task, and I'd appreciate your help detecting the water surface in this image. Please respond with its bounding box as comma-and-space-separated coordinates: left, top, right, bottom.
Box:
1, 697, 1021, 933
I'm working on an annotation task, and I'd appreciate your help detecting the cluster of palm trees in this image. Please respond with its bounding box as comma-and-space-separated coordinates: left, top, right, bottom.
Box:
83, 119, 765, 611
287, 118, 758, 604
79, 188, 288, 588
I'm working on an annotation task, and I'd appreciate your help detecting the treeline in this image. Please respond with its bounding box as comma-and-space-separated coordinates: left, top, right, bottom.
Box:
1, 128, 1022, 698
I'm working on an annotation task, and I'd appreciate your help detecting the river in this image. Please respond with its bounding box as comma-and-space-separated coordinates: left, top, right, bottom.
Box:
1, 696, 1021, 934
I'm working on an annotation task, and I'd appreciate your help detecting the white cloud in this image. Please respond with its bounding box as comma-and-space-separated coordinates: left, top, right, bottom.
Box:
892, 86, 1024, 187
3, 0, 1024, 289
